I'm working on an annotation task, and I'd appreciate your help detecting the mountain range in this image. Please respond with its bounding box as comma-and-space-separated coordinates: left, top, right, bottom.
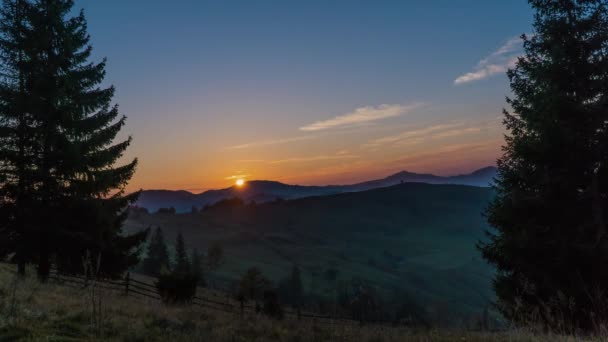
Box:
135, 166, 497, 213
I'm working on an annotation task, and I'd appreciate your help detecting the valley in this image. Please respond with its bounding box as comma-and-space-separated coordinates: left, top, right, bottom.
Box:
127, 182, 496, 326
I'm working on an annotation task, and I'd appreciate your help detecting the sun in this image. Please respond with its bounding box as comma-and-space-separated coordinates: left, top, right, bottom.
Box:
235, 179, 245, 187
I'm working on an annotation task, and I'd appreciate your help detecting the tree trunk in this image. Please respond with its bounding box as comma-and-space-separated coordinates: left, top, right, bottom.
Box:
37, 246, 50, 282
17, 256, 25, 277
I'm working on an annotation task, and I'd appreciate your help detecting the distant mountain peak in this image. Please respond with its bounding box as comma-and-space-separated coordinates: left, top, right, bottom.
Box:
388, 170, 430, 179
136, 166, 497, 212
469, 166, 498, 175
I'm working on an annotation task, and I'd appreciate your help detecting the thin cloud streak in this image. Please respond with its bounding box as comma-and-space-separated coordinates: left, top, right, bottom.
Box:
226, 136, 315, 149
454, 36, 523, 85
300, 103, 425, 131
236, 159, 266, 163
225, 174, 251, 180
269, 154, 359, 165
392, 140, 502, 166
363, 122, 465, 149
363, 117, 502, 149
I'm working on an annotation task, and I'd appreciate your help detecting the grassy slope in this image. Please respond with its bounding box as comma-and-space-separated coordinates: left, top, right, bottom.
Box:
0, 264, 586, 341
125, 183, 496, 325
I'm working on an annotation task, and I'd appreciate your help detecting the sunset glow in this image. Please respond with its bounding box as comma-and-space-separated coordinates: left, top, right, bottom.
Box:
235, 179, 245, 187
85, 1, 531, 192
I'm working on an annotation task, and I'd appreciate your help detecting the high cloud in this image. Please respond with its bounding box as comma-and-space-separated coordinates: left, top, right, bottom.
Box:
227, 136, 315, 150
363, 122, 465, 149
454, 36, 523, 85
225, 174, 251, 180
300, 103, 424, 131
363, 117, 502, 149
269, 154, 358, 165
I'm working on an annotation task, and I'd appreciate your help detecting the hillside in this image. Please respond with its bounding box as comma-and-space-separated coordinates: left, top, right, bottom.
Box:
136, 167, 497, 212
126, 182, 497, 327
0, 264, 579, 341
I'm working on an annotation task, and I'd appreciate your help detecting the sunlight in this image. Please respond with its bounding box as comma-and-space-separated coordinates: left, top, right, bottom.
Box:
235, 179, 245, 187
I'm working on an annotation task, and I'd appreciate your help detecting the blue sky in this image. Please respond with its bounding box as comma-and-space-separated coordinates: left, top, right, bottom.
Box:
75, 1, 533, 191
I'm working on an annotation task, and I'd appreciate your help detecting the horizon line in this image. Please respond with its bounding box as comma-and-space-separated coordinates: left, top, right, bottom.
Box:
137, 164, 497, 194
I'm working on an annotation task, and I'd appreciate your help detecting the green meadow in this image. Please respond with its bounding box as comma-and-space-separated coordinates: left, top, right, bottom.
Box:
126, 183, 496, 326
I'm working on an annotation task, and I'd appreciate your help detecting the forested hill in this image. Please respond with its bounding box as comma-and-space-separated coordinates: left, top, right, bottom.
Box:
126, 182, 496, 326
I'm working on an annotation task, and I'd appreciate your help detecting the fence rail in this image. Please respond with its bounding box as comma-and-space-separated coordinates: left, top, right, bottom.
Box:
28, 268, 394, 326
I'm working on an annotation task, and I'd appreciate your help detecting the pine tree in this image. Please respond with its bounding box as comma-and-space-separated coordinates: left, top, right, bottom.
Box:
190, 248, 206, 286
0, 0, 39, 276
141, 227, 170, 277
174, 232, 190, 274
289, 265, 303, 308
39, 0, 147, 278
479, 0, 608, 332
206, 242, 224, 287
207, 242, 224, 273
278, 264, 304, 307
0, 0, 147, 278
238, 267, 268, 304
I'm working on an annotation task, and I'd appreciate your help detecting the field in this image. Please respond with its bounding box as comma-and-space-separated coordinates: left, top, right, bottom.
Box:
0, 263, 593, 341
126, 183, 497, 326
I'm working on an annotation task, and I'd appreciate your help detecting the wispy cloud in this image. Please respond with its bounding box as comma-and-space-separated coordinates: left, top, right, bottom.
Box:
363, 117, 502, 149
236, 159, 266, 163
430, 126, 484, 139
226, 136, 315, 150
269, 154, 358, 165
300, 103, 425, 131
391, 140, 503, 166
454, 36, 523, 85
225, 173, 251, 180
363, 122, 465, 149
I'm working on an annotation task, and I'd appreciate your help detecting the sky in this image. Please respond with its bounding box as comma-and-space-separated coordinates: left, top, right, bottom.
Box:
74, 0, 534, 192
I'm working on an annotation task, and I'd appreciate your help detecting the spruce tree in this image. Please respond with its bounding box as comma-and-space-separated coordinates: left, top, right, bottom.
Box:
174, 232, 190, 274
41, 0, 146, 278
278, 264, 303, 307
289, 265, 303, 308
0, 0, 147, 278
207, 242, 224, 272
480, 0, 608, 332
238, 267, 268, 304
141, 227, 170, 277
190, 248, 206, 286
0, 0, 32, 275
206, 242, 224, 287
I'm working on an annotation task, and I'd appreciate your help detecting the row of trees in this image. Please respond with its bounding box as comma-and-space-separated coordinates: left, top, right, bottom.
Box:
235, 266, 302, 319
234, 265, 427, 325
141, 227, 224, 286
0, 0, 146, 279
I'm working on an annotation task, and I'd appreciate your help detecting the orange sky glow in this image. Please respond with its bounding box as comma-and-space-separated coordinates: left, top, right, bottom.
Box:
121, 111, 505, 193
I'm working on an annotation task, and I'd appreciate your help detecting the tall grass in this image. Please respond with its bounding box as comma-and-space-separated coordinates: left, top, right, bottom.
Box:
0, 263, 598, 341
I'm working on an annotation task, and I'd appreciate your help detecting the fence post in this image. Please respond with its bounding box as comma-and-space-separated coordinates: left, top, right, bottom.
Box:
125, 272, 130, 296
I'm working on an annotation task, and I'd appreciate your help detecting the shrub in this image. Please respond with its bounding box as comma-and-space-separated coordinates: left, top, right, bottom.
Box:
155, 272, 198, 304
263, 289, 284, 319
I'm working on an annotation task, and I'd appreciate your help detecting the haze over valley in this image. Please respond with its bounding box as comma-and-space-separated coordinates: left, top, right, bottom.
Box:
136, 166, 497, 212
127, 179, 496, 326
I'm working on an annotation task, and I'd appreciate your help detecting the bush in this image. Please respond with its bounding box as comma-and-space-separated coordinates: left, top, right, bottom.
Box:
155, 272, 198, 304
263, 289, 284, 319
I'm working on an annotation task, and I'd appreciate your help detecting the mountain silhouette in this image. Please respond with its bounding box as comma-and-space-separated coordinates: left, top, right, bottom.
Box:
136, 166, 497, 212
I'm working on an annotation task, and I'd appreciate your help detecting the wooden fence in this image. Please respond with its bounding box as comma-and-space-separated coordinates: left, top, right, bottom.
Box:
46, 270, 389, 326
